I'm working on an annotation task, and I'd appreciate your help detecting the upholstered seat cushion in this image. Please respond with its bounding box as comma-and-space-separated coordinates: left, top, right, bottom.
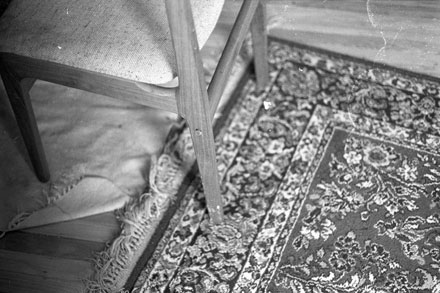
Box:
0, 0, 224, 84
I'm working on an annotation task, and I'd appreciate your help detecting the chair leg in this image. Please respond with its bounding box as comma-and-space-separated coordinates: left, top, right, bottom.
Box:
0, 64, 50, 182
251, 0, 269, 92
186, 115, 224, 225
165, 0, 224, 224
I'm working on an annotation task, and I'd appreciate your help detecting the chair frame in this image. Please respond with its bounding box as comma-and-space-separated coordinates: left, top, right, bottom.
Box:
0, 0, 268, 225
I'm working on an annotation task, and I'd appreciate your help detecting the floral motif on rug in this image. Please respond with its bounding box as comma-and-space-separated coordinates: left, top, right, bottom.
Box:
263, 106, 440, 293
132, 39, 440, 292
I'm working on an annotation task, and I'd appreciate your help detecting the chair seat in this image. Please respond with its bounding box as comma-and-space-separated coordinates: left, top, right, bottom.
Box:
0, 0, 224, 84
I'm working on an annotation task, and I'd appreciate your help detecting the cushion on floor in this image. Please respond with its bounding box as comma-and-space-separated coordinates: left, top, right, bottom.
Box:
0, 0, 224, 84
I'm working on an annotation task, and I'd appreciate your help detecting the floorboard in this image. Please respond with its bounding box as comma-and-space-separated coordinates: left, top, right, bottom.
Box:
0, 231, 104, 260
23, 212, 120, 243
0, 270, 85, 293
0, 250, 93, 282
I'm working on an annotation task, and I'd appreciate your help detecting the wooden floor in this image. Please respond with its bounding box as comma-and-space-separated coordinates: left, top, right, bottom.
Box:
1, 1, 439, 292
0, 214, 120, 292
264, 0, 440, 79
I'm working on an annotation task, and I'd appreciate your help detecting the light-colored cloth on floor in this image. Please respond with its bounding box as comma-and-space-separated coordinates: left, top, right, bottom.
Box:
0, 80, 177, 232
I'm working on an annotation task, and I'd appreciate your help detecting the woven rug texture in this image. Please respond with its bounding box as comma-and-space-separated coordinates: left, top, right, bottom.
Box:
129, 39, 440, 293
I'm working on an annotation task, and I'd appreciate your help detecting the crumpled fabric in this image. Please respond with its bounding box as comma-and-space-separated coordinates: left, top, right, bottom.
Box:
0, 80, 177, 232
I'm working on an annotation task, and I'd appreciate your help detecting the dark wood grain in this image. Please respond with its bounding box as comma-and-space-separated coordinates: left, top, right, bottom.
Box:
0, 231, 104, 260
0, 250, 93, 281
0, 270, 82, 293
24, 211, 120, 243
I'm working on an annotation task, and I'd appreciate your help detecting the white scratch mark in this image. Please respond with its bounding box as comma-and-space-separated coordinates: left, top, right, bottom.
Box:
57, 46, 62, 50
374, 30, 387, 62
367, 0, 388, 62
390, 26, 403, 46
366, 0, 377, 28
263, 101, 274, 110
66, 8, 69, 15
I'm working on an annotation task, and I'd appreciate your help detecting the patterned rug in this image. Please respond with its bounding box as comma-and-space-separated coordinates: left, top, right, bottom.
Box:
129, 38, 440, 292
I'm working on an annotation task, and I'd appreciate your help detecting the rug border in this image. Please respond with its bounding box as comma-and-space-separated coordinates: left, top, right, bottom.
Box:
268, 35, 440, 86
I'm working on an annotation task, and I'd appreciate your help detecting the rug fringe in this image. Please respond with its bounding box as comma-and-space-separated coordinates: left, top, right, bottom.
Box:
86, 123, 193, 293
86, 192, 159, 293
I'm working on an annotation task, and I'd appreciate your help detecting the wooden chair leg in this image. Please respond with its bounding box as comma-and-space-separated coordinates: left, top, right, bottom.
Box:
187, 115, 224, 225
165, 0, 223, 224
251, 0, 269, 92
0, 63, 50, 182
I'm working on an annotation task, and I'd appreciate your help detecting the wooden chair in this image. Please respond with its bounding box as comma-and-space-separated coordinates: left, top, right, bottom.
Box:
0, 0, 268, 224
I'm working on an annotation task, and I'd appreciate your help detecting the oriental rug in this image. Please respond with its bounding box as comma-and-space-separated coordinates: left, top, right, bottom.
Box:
130, 39, 440, 292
